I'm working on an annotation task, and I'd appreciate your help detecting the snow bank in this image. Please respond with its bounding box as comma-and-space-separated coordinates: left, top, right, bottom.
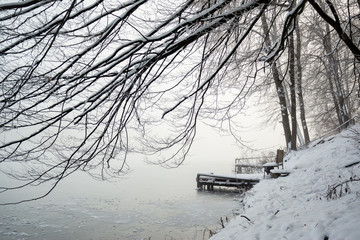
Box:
211, 126, 360, 240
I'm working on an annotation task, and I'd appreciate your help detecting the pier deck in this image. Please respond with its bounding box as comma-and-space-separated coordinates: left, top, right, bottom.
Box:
196, 173, 261, 191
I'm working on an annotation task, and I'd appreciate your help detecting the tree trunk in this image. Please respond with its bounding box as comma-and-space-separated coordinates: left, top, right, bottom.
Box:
289, 32, 297, 151
261, 14, 292, 148
295, 18, 310, 144
323, 24, 350, 129
325, 65, 343, 127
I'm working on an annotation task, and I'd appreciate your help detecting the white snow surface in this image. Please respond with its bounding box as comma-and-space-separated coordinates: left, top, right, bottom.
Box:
211, 126, 360, 240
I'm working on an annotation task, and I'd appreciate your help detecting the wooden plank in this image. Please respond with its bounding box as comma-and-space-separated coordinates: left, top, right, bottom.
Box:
276, 149, 284, 168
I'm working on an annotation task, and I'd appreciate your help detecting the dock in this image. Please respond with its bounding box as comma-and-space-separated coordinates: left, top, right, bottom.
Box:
196, 173, 261, 191
197, 150, 289, 191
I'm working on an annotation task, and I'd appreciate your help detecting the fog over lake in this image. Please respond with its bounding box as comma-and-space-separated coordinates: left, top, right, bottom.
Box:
0, 124, 283, 239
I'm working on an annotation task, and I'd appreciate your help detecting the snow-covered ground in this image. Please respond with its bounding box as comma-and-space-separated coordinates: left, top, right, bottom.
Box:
211, 125, 360, 240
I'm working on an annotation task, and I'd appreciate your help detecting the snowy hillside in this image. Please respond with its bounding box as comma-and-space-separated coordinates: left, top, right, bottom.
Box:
211, 126, 360, 240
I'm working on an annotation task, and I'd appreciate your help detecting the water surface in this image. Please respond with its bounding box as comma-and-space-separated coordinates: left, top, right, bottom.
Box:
1, 148, 244, 240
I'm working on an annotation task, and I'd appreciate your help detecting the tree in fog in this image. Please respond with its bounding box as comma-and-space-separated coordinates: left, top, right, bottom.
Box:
1, 0, 360, 203
258, 0, 359, 147
301, 1, 360, 135
260, 13, 292, 148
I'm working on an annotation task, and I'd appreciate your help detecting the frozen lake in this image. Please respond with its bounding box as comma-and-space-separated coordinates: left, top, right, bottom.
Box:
0, 168, 243, 240
0, 129, 246, 240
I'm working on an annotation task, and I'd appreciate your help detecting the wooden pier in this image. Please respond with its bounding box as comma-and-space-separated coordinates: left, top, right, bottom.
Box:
196, 173, 260, 191
197, 150, 289, 191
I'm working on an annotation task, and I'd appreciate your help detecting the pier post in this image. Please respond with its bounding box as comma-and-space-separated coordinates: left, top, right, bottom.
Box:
206, 184, 214, 191
196, 174, 203, 190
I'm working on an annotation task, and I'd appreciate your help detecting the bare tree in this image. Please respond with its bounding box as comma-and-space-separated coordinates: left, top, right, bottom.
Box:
307, 0, 360, 62
0, 0, 274, 204
295, 14, 310, 145
1, 0, 360, 204
288, 19, 298, 150
261, 13, 292, 148
300, 0, 359, 135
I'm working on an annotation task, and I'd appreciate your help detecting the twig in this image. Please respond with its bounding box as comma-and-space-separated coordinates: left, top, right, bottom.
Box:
240, 215, 251, 222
